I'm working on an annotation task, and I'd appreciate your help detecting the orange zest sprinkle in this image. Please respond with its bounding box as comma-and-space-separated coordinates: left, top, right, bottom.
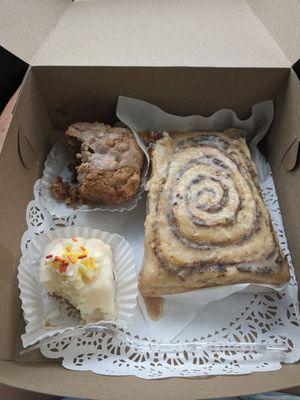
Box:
80, 257, 97, 270
66, 254, 76, 264
48, 240, 98, 277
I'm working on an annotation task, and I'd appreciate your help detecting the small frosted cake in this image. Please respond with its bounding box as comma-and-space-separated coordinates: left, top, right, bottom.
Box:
40, 237, 116, 322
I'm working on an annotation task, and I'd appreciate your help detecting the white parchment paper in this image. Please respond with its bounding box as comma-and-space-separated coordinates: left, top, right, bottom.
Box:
116, 96, 274, 180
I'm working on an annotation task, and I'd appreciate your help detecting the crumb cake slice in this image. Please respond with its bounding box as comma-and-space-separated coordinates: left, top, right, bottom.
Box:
52, 122, 143, 205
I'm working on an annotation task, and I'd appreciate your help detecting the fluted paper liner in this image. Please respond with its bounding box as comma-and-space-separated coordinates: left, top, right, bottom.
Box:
18, 227, 138, 348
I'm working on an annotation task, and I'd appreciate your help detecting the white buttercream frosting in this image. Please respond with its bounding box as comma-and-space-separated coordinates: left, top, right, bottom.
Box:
39, 237, 116, 322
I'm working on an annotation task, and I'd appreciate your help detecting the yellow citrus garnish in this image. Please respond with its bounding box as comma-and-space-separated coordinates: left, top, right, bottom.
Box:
80, 257, 97, 270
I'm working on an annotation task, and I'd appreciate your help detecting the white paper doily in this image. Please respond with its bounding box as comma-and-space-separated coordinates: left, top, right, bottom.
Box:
20, 172, 300, 379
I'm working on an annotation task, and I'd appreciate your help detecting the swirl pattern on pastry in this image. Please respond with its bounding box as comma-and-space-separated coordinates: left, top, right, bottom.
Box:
140, 130, 289, 289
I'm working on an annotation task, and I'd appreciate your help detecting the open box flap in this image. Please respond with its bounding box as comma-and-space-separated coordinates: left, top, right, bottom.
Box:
0, 0, 71, 64
247, 0, 300, 66
0, 0, 294, 68
32, 0, 290, 67
0, 0, 297, 68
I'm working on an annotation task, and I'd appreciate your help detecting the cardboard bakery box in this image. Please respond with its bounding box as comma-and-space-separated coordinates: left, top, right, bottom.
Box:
0, 0, 300, 398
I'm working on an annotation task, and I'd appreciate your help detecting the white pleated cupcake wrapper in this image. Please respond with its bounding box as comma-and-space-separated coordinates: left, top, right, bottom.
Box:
39, 137, 148, 217
18, 227, 138, 348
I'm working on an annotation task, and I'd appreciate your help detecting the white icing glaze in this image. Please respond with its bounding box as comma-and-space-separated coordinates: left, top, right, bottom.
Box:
39, 237, 116, 322
70, 123, 143, 180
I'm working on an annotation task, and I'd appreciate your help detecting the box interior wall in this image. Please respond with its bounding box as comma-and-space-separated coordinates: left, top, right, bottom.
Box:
0, 65, 299, 398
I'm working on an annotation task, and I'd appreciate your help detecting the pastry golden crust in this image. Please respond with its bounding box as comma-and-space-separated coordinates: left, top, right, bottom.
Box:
139, 129, 290, 297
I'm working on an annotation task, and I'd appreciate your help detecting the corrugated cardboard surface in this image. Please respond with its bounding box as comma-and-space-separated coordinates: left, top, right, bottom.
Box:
0, 65, 296, 396
33, 66, 288, 129
0, 0, 70, 63
0, 0, 297, 69
0, 360, 300, 400
0, 1, 299, 397
247, 0, 300, 65
33, 0, 290, 67
266, 71, 300, 284
0, 69, 53, 360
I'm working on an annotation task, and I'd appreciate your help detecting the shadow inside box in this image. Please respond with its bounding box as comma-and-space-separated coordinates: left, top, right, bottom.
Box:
0, 383, 62, 400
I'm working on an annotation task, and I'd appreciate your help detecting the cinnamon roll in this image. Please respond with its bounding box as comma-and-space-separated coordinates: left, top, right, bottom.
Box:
139, 129, 290, 298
